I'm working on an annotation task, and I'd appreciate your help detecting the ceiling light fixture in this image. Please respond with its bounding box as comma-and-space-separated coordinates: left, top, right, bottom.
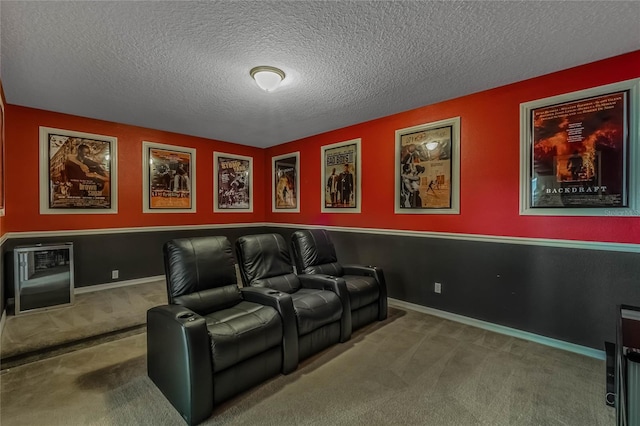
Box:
250, 66, 285, 92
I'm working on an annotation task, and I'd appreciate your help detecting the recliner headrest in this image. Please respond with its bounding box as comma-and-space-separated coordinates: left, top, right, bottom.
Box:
236, 233, 295, 284
163, 236, 237, 303
290, 229, 338, 272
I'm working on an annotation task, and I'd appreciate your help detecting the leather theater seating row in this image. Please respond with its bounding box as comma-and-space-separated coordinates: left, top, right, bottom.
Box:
147, 229, 388, 425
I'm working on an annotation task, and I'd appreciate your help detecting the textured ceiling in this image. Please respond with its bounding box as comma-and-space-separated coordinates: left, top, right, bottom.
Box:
1, 1, 639, 148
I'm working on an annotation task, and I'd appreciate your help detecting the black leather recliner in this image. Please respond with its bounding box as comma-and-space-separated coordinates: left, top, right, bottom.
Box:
147, 236, 297, 425
236, 233, 350, 362
290, 229, 388, 331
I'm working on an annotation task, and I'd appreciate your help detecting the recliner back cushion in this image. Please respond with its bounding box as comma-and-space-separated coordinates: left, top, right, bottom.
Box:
291, 230, 343, 275
236, 234, 301, 293
164, 236, 241, 314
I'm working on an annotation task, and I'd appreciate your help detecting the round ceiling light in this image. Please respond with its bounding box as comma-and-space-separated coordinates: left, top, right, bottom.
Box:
250, 66, 285, 92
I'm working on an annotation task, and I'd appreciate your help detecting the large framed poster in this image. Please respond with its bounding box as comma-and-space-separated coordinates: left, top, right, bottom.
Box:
39, 127, 118, 214
321, 139, 361, 213
214, 152, 253, 212
395, 117, 461, 214
520, 79, 640, 216
142, 142, 196, 213
272, 152, 300, 212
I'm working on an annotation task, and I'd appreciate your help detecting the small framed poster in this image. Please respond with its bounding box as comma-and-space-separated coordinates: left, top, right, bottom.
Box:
321, 138, 361, 213
395, 117, 461, 214
39, 127, 118, 214
214, 152, 253, 212
520, 79, 640, 216
272, 152, 300, 212
142, 141, 196, 213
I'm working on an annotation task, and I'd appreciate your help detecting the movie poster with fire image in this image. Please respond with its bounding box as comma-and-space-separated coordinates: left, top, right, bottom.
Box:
530, 91, 629, 208
399, 125, 452, 209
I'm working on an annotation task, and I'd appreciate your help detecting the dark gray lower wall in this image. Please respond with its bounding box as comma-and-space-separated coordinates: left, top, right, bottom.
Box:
266, 226, 640, 350
3, 225, 639, 350
1, 226, 265, 300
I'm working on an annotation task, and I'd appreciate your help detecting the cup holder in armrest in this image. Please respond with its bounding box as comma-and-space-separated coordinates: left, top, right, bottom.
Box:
267, 290, 282, 295
178, 312, 195, 319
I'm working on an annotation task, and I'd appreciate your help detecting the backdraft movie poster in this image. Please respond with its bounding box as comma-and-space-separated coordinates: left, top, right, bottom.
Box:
530, 91, 629, 208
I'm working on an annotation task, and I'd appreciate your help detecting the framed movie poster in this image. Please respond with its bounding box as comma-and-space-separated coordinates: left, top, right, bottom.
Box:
214, 152, 253, 212
395, 117, 461, 214
142, 141, 196, 213
272, 152, 300, 212
0, 94, 4, 216
520, 79, 640, 216
321, 139, 361, 213
39, 127, 118, 214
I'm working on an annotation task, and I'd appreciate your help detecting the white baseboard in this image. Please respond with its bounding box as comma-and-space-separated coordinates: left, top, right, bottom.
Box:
388, 298, 605, 360
74, 275, 165, 294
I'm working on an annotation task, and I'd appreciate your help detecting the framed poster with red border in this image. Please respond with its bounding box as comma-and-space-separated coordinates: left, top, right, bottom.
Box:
520, 79, 640, 216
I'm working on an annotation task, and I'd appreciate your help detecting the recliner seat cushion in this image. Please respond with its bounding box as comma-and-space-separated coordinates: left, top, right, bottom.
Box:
173, 285, 242, 316
304, 262, 344, 277
291, 289, 343, 335
204, 301, 282, 372
343, 275, 379, 310
252, 273, 300, 294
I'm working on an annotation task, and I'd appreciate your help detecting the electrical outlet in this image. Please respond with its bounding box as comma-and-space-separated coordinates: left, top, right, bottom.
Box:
434, 282, 442, 294
112, 270, 119, 280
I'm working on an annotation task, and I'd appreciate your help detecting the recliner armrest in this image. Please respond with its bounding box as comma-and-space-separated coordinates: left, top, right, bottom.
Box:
147, 305, 213, 425
240, 287, 299, 374
343, 264, 377, 277
342, 265, 388, 321
298, 274, 352, 342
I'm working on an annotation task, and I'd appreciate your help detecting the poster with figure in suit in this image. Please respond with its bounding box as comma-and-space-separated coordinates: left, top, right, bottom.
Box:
39, 127, 117, 213
321, 139, 361, 213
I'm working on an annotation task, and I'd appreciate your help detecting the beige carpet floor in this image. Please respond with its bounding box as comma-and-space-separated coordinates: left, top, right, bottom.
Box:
0, 306, 614, 426
0, 280, 166, 361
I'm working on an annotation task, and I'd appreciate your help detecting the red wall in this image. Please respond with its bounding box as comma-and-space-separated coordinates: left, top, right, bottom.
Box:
0, 80, 6, 239
265, 51, 640, 244
4, 51, 639, 243
5, 106, 265, 232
